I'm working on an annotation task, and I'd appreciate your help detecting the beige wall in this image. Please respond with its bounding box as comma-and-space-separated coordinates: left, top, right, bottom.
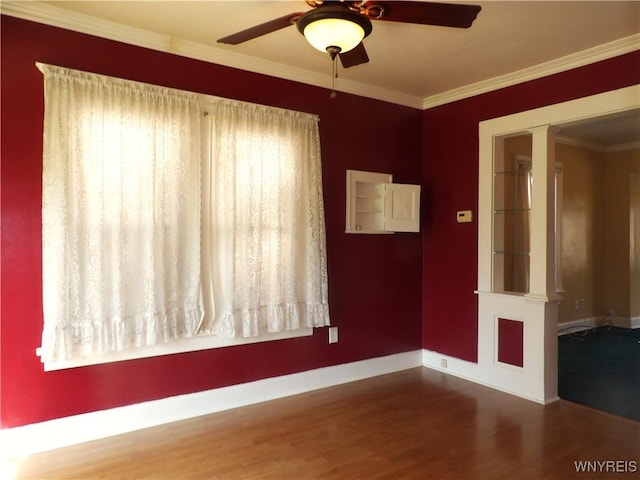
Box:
492, 135, 638, 324
557, 143, 604, 324
631, 173, 640, 319
558, 144, 640, 324
498, 135, 532, 293
602, 148, 640, 318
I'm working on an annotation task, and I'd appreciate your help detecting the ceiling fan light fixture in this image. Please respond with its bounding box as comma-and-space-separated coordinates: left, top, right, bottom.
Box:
297, 6, 372, 54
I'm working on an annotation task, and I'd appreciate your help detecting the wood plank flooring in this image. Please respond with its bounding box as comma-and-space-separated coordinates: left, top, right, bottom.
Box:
13, 368, 640, 480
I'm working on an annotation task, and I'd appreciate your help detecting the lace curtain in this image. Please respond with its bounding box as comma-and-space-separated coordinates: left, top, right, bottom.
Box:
201, 100, 330, 337
39, 64, 203, 363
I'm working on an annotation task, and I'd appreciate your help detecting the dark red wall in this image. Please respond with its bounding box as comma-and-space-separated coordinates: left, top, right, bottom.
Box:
497, 318, 524, 368
422, 51, 640, 362
0, 15, 423, 428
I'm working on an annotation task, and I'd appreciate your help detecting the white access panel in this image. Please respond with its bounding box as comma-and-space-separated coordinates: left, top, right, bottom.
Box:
346, 169, 421, 234
384, 183, 421, 232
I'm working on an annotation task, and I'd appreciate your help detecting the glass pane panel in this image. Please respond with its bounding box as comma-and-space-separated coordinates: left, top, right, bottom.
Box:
493, 134, 532, 294
493, 210, 531, 254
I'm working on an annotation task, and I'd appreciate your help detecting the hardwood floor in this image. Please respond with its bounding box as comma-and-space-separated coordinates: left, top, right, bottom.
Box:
13, 368, 640, 479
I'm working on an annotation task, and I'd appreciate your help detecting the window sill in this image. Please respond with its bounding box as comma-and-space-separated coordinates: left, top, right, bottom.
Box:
38, 328, 314, 371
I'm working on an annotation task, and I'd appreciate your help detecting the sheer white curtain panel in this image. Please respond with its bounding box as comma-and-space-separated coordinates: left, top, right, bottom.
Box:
39, 63, 203, 363
202, 100, 330, 338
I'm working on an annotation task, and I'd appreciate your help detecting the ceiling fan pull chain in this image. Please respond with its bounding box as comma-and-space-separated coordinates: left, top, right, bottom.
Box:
331, 56, 338, 98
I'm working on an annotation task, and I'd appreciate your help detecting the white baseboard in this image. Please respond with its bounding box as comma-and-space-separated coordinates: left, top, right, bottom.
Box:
0, 350, 422, 458
558, 316, 639, 335
421, 349, 555, 405
615, 316, 640, 329
557, 317, 598, 335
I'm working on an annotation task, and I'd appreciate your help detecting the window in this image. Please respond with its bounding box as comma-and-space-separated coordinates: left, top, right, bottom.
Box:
38, 64, 329, 368
200, 99, 330, 339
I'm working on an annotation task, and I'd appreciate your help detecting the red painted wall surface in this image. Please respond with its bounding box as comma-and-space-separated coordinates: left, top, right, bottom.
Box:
497, 318, 524, 368
422, 50, 640, 362
0, 16, 423, 428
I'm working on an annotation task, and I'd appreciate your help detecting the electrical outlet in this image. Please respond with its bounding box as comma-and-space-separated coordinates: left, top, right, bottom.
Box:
328, 327, 338, 344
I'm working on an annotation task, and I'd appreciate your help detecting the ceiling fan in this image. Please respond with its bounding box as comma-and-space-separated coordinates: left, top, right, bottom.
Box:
217, 1, 482, 68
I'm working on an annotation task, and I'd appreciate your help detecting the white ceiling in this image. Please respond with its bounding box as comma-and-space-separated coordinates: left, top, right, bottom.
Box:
3, 1, 639, 146
5, 1, 639, 108
558, 110, 640, 148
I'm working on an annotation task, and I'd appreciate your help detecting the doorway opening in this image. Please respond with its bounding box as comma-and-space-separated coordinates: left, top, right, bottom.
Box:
555, 108, 640, 421
477, 85, 639, 405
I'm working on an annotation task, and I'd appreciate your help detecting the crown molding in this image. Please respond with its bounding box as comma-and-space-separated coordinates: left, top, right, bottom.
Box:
606, 141, 640, 153
556, 135, 640, 153
171, 37, 423, 108
2, 2, 638, 111
555, 135, 609, 153
0, 1, 423, 109
422, 34, 640, 110
1, 0, 170, 51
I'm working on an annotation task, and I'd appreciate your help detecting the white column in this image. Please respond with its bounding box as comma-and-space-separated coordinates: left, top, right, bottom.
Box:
477, 130, 501, 293
528, 125, 560, 403
528, 126, 557, 299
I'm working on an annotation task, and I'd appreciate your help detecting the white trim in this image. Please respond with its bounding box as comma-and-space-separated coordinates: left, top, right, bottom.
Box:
606, 141, 640, 153
1, 2, 638, 110
610, 316, 640, 329
558, 316, 640, 333
476, 292, 559, 404
478, 86, 640, 138
556, 135, 640, 153
422, 34, 640, 109
477, 84, 640, 409
0, 350, 422, 458
1, 0, 170, 52
40, 328, 314, 371
557, 317, 599, 335
172, 37, 422, 108
421, 349, 559, 405
0, 1, 422, 109
555, 135, 612, 153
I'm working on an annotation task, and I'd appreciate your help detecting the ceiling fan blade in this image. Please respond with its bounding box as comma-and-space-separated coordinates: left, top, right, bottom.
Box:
363, 1, 481, 28
339, 43, 370, 68
217, 12, 305, 45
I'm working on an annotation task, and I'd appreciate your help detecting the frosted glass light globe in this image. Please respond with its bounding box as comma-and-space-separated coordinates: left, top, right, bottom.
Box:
303, 18, 365, 53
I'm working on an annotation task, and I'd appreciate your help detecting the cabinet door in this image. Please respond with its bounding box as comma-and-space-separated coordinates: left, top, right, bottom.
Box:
384, 183, 421, 232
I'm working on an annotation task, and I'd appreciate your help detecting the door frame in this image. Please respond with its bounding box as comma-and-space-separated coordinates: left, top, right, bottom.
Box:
474, 85, 640, 404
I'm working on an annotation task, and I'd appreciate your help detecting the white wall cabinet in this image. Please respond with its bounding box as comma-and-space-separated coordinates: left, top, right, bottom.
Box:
346, 169, 421, 234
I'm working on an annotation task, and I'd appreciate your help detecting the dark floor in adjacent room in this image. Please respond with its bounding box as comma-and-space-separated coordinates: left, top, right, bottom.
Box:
558, 326, 640, 421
